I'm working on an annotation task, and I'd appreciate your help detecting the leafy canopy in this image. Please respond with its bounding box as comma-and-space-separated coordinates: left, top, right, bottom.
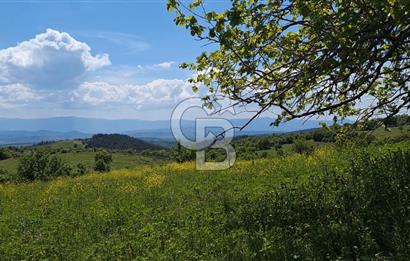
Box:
94, 150, 113, 173
17, 151, 72, 181
168, 0, 410, 125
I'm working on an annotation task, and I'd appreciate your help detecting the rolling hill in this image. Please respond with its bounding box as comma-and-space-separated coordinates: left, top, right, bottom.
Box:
85, 134, 163, 151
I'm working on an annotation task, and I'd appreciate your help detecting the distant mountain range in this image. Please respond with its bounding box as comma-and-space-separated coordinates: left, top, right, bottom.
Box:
0, 130, 92, 147
0, 117, 332, 146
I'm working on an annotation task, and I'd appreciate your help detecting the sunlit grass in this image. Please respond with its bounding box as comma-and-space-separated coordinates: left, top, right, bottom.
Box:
0, 142, 409, 259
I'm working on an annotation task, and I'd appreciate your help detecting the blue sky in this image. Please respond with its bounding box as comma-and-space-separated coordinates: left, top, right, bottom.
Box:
0, 1, 228, 120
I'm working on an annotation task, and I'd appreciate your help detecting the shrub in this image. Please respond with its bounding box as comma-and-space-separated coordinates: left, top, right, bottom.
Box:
60, 148, 70, 154
94, 151, 112, 172
336, 131, 376, 148
312, 128, 336, 142
276, 148, 285, 157
46, 156, 72, 177
257, 138, 271, 150
260, 151, 268, 158
173, 143, 195, 163
292, 138, 314, 154
0, 148, 11, 160
0, 168, 9, 183
75, 163, 88, 176
17, 151, 72, 181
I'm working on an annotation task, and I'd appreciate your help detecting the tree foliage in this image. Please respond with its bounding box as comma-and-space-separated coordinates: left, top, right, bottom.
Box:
168, 0, 410, 125
0, 148, 11, 161
94, 150, 113, 173
17, 151, 72, 181
0, 168, 9, 183
86, 134, 163, 151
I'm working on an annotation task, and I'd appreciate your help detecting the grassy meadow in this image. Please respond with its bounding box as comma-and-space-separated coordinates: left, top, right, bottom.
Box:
0, 151, 161, 180
0, 141, 409, 259
0, 139, 168, 180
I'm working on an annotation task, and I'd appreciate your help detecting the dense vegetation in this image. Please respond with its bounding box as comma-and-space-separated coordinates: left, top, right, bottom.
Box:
17, 151, 72, 181
85, 134, 163, 151
0, 141, 409, 259
94, 150, 113, 173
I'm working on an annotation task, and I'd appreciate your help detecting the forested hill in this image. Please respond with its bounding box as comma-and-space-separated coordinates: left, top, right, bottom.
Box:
85, 134, 163, 151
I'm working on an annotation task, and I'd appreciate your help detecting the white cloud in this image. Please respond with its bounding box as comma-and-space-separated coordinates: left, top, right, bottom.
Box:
0, 28, 110, 89
153, 61, 175, 69
71, 81, 128, 105
0, 29, 194, 118
0, 83, 40, 105
72, 79, 193, 106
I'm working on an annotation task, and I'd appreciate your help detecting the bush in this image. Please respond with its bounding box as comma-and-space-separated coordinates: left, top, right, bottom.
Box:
0, 148, 11, 160
276, 148, 285, 157
17, 151, 72, 181
0, 168, 9, 183
94, 151, 112, 172
336, 131, 376, 148
312, 128, 336, 142
257, 138, 271, 150
75, 163, 88, 176
173, 143, 195, 163
292, 138, 314, 154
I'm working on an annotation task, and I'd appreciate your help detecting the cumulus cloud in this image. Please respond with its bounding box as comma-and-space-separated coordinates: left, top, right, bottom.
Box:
0, 28, 110, 89
0, 29, 195, 117
72, 79, 193, 106
0, 83, 40, 105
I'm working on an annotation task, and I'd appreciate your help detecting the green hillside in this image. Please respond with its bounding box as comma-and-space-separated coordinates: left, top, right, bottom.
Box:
0, 121, 409, 259
0, 139, 169, 181
0, 142, 409, 259
1, 125, 409, 179
85, 134, 163, 151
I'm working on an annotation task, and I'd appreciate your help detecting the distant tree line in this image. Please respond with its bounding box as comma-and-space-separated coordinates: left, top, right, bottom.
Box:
361, 114, 410, 131
9, 149, 113, 182
85, 134, 163, 151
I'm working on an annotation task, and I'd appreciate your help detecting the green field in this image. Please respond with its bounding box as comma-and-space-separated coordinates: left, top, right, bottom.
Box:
0, 142, 409, 259
370, 125, 410, 141
0, 126, 409, 259
0, 139, 168, 179
0, 151, 162, 178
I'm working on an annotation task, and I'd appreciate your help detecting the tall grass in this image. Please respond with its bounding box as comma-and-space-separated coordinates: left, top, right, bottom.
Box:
0, 144, 409, 260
